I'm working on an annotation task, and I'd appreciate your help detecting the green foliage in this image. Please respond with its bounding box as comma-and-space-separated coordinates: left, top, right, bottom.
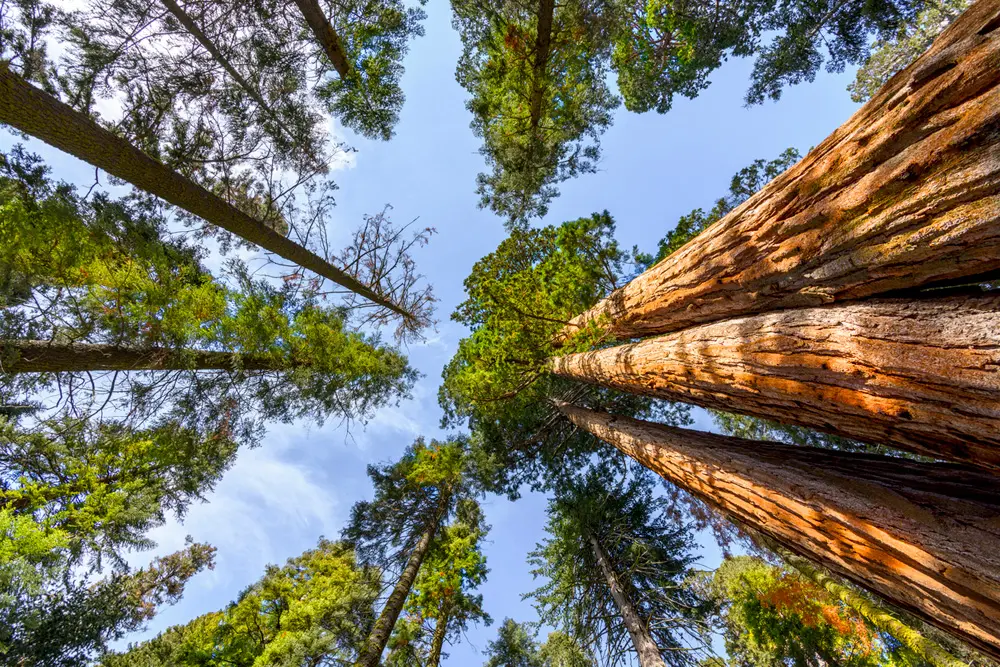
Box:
484, 619, 594, 667
316, 0, 429, 140
343, 437, 474, 571
848, 0, 971, 102
453, 0, 618, 224
705, 557, 905, 667
440, 212, 690, 497
528, 465, 709, 666
407, 498, 492, 661
0, 147, 417, 445
102, 539, 379, 666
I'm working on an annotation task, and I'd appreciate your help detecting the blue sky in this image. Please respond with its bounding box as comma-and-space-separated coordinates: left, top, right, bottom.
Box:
3, 0, 864, 661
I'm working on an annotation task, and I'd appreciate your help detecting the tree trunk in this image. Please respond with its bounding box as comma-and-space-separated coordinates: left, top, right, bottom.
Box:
355, 491, 450, 667
587, 532, 666, 667
558, 0, 1000, 343
772, 544, 967, 667
551, 293, 1000, 471
292, 0, 352, 79
551, 400, 1000, 660
0, 65, 412, 320
528, 0, 555, 130
427, 602, 451, 667
1, 340, 289, 373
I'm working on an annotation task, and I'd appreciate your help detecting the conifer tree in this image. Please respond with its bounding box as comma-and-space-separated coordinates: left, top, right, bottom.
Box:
345, 438, 476, 667
528, 465, 709, 667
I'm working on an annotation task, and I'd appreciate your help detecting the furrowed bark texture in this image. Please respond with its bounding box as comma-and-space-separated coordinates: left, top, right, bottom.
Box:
551, 294, 1000, 471
528, 0, 555, 130
292, 0, 352, 79
355, 492, 449, 667
0, 65, 411, 319
552, 400, 1000, 659
559, 0, 1000, 342
0, 340, 291, 373
587, 533, 666, 667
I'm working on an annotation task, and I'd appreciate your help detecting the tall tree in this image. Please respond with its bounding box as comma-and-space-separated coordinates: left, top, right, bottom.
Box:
0, 69, 425, 320
551, 292, 1000, 470
484, 619, 594, 667
344, 438, 475, 667
440, 212, 690, 497
101, 539, 381, 666
551, 400, 1000, 660
560, 0, 1000, 341
407, 498, 491, 666
528, 465, 709, 667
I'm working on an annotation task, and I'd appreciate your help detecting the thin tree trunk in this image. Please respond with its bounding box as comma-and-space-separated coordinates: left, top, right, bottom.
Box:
558, 0, 1000, 343
292, 0, 352, 79
551, 399, 1000, 660
0, 65, 412, 320
770, 543, 967, 667
427, 602, 451, 667
1, 340, 289, 373
528, 0, 555, 130
587, 532, 666, 667
551, 293, 1000, 471
355, 491, 450, 667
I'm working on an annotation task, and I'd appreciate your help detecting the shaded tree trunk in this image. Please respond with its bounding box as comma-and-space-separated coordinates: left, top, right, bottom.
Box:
1, 340, 290, 373
528, 0, 555, 130
292, 0, 352, 79
551, 400, 1000, 660
355, 491, 450, 667
0, 65, 412, 320
558, 0, 1000, 342
587, 532, 666, 667
551, 293, 1000, 471
427, 602, 451, 667
770, 542, 967, 667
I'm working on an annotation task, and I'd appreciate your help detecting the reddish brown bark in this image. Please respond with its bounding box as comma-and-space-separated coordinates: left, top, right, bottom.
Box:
552, 400, 1000, 660
0, 65, 412, 319
292, 0, 352, 79
559, 0, 1000, 343
551, 293, 1000, 471
1, 340, 289, 373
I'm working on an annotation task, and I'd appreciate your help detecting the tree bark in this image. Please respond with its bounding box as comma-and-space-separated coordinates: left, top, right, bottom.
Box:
528, 0, 555, 130
558, 0, 1000, 343
551, 293, 1000, 471
427, 602, 451, 667
772, 544, 967, 667
1, 340, 290, 373
0, 65, 412, 320
551, 400, 1000, 660
587, 532, 666, 667
292, 0, 352, 79
355, 491, 450, 667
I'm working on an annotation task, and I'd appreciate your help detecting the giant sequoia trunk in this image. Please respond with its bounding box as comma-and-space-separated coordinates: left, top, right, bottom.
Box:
1, 340, 293, 373
0, 65, 411, 319
551, 293, 1000, 471
587, 532, 666, 667
559, 0, 1000, 343
292, 0, 352, 79
355, 491, 450, 667
552, 400, 1000, 660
